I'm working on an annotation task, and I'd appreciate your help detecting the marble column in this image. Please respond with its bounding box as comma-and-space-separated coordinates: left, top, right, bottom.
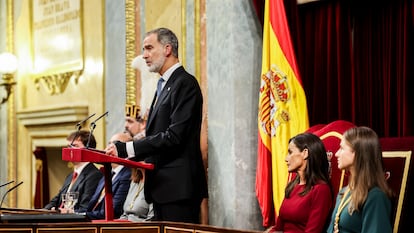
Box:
206, 0, 264, 230
105, 1, 127, 139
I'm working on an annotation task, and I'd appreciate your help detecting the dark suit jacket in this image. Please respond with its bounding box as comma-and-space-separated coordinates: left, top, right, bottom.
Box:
44, 162, 102, 211
118, 66, 207, 205
86, 166, 131, 220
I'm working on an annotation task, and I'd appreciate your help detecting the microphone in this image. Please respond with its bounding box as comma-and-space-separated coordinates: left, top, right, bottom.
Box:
0, 181, 14, 188
70, 113, 96, 147
76, 113, 96, 129
86, 111, 109, 148
0, 181, 23, 209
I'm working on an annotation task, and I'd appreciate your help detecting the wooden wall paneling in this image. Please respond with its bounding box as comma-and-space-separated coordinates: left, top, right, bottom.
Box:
164, 226, 194, 233
37, 227, 97, 233
101, 226, 160, 233
0, 228, 32, 233
195, 230, 220, 233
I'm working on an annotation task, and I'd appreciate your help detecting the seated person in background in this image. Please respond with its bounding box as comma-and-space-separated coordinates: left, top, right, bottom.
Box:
125, 104, 147, 140
118, 105, 154, 221
84, 132, 132, 220
327, 126, 393, 233
44, 130, 102, 212
119, 167, 154, 221
268, 133, 333, 233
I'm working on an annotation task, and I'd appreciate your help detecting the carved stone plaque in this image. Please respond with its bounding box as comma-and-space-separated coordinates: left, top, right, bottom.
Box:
32, 0, 83, 94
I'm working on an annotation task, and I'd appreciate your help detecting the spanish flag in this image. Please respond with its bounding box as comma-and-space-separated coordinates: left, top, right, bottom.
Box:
256, 0, 309, 227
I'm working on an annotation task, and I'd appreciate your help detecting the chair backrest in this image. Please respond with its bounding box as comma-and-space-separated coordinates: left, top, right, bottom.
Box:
306, 120, 356, 197
380, 136, 414, 233
308, 124, 413, 233
382, 151, 411, 233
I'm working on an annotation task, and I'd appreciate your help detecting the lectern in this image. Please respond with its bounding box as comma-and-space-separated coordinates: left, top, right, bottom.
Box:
62, 147, 154, 221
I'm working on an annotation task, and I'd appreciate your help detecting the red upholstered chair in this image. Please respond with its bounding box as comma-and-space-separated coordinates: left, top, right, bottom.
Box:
308, 123, 413, 233
306, 120, 356, 197
380, 137, 414, 233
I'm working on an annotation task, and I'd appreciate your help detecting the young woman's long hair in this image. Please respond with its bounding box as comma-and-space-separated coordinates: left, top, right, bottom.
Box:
285, 133, 332, 197
131, 168, 144, 183
343, 126, 393, 213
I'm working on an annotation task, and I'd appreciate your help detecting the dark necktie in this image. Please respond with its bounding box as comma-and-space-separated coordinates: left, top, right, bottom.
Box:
157, 77, 164, 97
93, 171, 115, 210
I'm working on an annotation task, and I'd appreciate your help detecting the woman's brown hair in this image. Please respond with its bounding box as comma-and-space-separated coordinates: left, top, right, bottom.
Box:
131, 167, 144, 183
344, 126, 393, 213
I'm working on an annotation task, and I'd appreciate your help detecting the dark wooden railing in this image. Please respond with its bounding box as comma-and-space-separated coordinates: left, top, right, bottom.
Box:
0, 221, 262, 233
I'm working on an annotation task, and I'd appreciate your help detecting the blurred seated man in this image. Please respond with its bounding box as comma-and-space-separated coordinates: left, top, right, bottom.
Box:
44, 130, 102, 212
124, 104, 147, 140
83, 132, 132, 220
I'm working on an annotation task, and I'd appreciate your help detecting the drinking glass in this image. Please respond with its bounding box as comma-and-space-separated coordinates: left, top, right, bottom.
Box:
63, 191, 79, 213
60, 193, 67, 209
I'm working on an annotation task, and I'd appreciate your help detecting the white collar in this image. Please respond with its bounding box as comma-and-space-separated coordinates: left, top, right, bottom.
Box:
74, 162, 89, 175
111, 165, 124, 180
161, 62, 181, 83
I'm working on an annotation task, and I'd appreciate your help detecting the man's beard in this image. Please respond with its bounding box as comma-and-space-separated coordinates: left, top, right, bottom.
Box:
148, 56, 166, 73
124, 129, 134, 138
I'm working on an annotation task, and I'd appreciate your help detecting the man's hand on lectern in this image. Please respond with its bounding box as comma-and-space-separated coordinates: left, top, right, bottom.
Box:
105, 142, 119, 157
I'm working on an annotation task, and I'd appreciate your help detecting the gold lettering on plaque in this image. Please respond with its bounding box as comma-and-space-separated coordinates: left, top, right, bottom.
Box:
32, 0, 84, 94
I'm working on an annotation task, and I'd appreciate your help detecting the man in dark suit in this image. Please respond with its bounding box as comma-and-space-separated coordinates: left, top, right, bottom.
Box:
85, 132, 132, 220
44, 130, 102, 212
106, 27, 207, 223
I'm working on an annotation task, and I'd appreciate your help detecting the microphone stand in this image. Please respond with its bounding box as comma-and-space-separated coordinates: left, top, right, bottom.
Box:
0, 181, 14, 188
0, 181, 23, 210
70, 113, 96, 147
86, 111, 109, 149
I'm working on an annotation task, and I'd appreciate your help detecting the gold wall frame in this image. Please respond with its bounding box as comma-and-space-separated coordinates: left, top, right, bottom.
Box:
31, 0, 84, 95
382, 151, 411, 233
6, 0, 17, 208
12, 0, 105, 208
126, 0, 203, 103
125, 0, 137, 105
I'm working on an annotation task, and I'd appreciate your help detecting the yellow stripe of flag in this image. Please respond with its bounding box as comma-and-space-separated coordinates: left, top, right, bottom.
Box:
256, 0, 309, 227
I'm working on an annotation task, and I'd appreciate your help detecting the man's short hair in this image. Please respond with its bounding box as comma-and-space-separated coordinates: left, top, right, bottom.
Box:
146, 27, 179, 58
66, 130, 96, 148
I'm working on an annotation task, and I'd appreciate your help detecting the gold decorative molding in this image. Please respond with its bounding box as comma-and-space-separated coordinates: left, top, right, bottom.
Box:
181, 0, 187, 68
194, 0, 201, 82
17, 105, 89, 127
33, 70, 82, 95
382, 151, 411, 233
6, 0, 17, 208
125, 0, 137, 105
